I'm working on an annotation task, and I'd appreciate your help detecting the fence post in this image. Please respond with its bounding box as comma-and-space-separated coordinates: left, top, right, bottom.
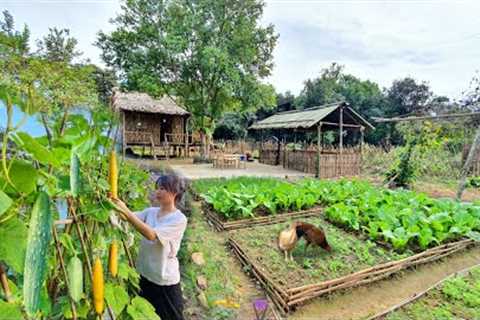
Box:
317, 123, 322, 178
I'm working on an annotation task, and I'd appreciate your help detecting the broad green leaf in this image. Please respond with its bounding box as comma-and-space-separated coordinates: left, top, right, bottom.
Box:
73, 135, 97, 157
0, 190, 13, 216
467, 231, 480, 242
105, 283, 129, 316
127, 296, 160, 320
16, 132, 60, 167
0, 217, 27, 273
9, 160, 38, 195
0, 301, 23, 320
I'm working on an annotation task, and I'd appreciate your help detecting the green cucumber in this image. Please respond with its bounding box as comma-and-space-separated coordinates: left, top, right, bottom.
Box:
70, 152, 80, 197
67, 256, 83, 303
23, 192, 52, 317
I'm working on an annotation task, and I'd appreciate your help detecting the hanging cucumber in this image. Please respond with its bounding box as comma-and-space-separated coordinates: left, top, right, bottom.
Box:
67, 256, 83, 303
70, 152, 81, 198
92, 258, 104, 315
108, 151, 118, 199
23, 192, 52, 317
108, 240, 118, 278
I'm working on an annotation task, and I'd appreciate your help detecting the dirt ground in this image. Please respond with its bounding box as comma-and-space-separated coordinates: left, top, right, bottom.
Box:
169, 161, 314, 180
289, 246, 480, 320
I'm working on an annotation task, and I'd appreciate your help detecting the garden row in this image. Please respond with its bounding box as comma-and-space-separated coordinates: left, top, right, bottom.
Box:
193, 177, 480, 251
192, 177, 480, 314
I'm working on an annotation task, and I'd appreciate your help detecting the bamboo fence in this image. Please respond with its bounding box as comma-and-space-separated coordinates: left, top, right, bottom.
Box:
202, 203, 323, 231
228, 237, 476, 314
259, 144, 361, 178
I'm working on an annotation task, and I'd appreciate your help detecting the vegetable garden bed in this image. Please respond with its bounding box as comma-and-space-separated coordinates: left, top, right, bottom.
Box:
193, 177, 324, 231
227, 217, 477, 314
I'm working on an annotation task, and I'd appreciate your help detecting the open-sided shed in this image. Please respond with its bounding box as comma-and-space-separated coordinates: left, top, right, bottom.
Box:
249, 101, 375, 177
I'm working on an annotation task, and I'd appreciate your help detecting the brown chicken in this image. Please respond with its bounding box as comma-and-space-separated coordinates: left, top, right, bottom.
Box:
295, 222, 332, 255
278, 222, 299, 262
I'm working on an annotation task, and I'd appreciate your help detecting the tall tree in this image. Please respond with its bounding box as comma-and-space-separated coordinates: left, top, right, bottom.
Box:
36, 27, 82, 63
386, 77, 432, 116
97, 0, 278, 157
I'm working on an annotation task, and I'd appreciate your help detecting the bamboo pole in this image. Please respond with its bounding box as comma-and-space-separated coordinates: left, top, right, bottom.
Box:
122, 111, 126, 160
0, 264, 12, 302
373, 111, 480, 123
317, 123, 322, 178
229, 239, 289, 299
52, 226, 77, 320
67, 197, 116, 320
456, 125, 480, 200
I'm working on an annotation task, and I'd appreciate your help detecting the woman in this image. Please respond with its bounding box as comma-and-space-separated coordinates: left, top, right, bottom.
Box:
110, 174, 188, 320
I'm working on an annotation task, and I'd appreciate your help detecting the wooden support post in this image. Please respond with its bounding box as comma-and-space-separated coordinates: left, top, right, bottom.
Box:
185, 117, 189, 158
360, 126, 365, 176
149, 135, 157, 161
339, 106, 344, 153
317, 123, 322, 178
457, 126, 480, 200
122, 112, 126, 160
52, 226, 77, 320
339, 107, 344, 176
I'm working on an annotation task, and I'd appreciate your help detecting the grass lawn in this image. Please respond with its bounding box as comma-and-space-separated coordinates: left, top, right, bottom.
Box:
229, 216, 412, 288
386, 267, 480, 320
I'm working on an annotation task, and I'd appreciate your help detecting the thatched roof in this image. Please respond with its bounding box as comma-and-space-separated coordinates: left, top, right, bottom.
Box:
249, 102, 374, 130
112, 91, 190, 116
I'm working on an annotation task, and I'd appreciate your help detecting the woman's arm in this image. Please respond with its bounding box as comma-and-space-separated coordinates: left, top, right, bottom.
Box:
109, 198, 158, 242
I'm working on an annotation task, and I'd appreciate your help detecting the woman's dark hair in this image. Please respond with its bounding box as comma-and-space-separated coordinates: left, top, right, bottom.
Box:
155, 174, 186, 204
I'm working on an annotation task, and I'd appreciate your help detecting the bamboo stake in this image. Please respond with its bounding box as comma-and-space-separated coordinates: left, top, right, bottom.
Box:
229, 239, 289, 313
456, 125, 480, 200
52, 226, 77, 320
0, 264, 12, 302
229, 239, 289, 299
122, 238, 135, 268
67, 197, 116, 320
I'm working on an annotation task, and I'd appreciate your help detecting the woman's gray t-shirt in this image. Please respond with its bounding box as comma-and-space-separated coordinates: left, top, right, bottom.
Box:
135, 207, 187, 286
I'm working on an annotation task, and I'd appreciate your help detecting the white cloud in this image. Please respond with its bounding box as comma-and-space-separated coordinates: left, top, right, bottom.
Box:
263, 0, 480, 99
2, 0, 480, 99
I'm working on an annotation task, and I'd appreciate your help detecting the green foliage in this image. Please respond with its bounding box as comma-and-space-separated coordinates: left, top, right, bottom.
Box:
387, 267, 480, 320
104, 283, 129, 316
97, 0, 277, 143
0, 301, 23, 320
195, 177, 318, 220
0, 217, 27, 273
126, 296, 160, 320
306, 179, 480, 251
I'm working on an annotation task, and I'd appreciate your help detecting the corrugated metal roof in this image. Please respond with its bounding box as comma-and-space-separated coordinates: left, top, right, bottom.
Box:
112, 91, 190, 116
249, 102, 374, 130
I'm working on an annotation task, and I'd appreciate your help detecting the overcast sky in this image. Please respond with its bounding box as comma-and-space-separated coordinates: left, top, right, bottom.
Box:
2, 0, 480, 100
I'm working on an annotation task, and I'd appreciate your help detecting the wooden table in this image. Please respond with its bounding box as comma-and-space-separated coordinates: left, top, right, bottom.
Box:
213, 153, 246, 169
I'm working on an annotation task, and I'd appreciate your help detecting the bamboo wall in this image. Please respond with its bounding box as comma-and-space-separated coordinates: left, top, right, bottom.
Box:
259, 143, 362, 178
124, 111, 185, 146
